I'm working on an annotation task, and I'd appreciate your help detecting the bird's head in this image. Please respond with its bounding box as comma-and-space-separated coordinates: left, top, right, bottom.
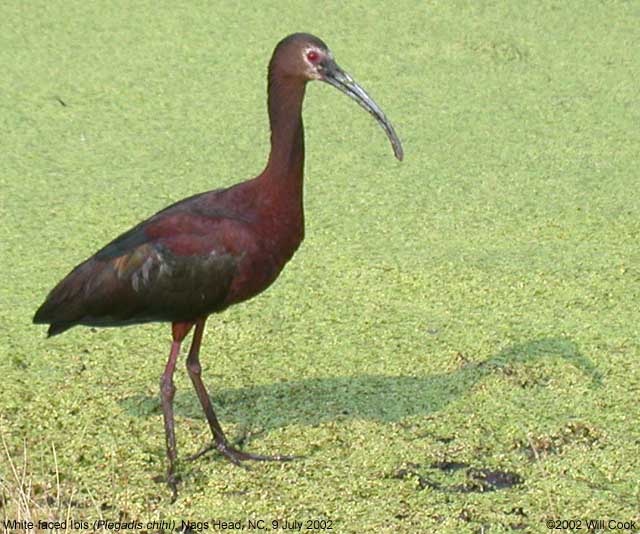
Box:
270, 33, 404, 161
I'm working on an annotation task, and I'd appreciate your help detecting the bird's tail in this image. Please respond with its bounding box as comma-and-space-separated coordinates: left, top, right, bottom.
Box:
33, 262, 94, 336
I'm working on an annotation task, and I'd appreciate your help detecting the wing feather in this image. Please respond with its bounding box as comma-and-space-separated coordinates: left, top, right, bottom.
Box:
34, 206, 243, 335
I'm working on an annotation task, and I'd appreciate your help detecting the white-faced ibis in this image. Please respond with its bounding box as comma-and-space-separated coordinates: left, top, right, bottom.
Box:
34, 33, 403, 500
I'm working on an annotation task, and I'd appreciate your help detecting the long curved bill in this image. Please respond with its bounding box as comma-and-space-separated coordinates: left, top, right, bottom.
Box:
322, 61, 404, 161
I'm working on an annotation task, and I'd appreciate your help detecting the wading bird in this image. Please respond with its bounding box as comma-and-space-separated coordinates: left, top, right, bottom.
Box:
34, 33, 403, 500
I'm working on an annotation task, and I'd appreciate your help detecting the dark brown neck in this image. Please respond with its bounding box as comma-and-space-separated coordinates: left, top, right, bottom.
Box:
263, 72, 306, 181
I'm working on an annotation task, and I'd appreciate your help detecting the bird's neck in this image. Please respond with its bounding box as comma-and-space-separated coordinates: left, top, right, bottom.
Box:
250, 73, 307, 247
263, 74, 306, 187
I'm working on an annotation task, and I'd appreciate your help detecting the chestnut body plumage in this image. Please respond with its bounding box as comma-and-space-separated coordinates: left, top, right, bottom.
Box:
34, 33, 403, 500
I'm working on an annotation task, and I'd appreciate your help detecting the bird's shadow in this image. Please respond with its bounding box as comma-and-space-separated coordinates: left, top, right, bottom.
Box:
120, 337, 602, 433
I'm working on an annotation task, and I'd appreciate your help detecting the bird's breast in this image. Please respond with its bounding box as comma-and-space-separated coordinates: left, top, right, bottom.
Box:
223, 214, 303, 306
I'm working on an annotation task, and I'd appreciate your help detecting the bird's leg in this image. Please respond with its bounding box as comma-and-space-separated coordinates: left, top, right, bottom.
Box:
159, 322, 193, 502
160, 340, 180, 500
185, 319, 296, 465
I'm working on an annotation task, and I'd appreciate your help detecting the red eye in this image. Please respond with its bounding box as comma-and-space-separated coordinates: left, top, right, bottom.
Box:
306, 50, 319, 63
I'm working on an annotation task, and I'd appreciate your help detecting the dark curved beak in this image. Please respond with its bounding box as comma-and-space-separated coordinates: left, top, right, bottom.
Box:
321, 60, 404, 161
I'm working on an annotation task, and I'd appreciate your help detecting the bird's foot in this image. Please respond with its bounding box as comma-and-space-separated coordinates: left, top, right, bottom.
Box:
218, 442, 298, 465
152, 472, 180, 502
168, 474, 179, 503
187, 441, 298, 466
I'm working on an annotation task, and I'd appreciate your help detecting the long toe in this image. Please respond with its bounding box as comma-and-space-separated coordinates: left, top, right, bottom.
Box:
187, 441, 299, 465
168, 478, 178, 503
153, 472, 180, 502
218, 443, 299, 463
187, 442, 218, 463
